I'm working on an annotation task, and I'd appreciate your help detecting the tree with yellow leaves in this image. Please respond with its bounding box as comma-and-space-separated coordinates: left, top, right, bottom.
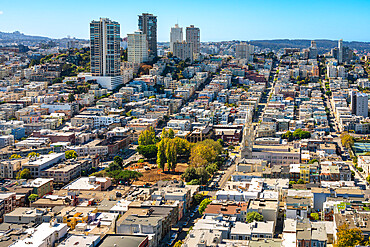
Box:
335, 223, 365, 247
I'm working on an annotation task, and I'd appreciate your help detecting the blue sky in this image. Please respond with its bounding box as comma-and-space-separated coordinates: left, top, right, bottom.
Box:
0, 0, 369, 42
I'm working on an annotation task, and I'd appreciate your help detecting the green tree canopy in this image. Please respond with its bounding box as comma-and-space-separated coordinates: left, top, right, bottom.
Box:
16, 168, 31, 179
281, 130, 293, 141
193, 193, 204, 205
67, 93, 76, 103
182, 166, 197, 182
113, 156, 123, 167
340, 132, 354, 148
246, 212, 264, 223
297, 179, 305, 184
198, 198, 212, 214
157, 139, 166, 172
138, 127, 156, 146
27, 152, 40, 158
10, 154, 21, 160
168, 128, 175, 139
28, 194, 38, 202
173, 241, 183, 247
65, 150, 77, 159
310, 213, 319, 221
108, 170, 143, 184
137, 145, 158, 159
308, 158, 319, 164
293, 129, 311, 140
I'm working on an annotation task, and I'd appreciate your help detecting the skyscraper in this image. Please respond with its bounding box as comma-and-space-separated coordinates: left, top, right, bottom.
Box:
138, 13, 157, 57
127, 30, 148, 64
186, 25, 200, 54
350, 91, 368, 118
88, 18, 122, 90
170, 24, 183, 52
235, 43, 254, 61
90, 18, 121, 77
308, 40, 318, 59
173, 41, 193, 62
338, 39, 343, 64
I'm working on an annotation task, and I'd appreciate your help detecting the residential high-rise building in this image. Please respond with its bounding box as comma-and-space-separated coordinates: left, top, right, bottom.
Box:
186, 25, 200, 54
173, 41, 193, 62
90, 18, 121, 77
351, 91, 368, 118
338, 39, 343, 64
308, 40, 318, 59
235, 43, 255, 61
88, 18, 122, 90
138, 13, 157, 57
170, 24, 183, 52
127, 30, 148, 64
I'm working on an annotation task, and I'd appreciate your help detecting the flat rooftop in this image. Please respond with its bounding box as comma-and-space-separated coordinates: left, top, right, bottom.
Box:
97, 234, 147, 247
63, 177, 109, 190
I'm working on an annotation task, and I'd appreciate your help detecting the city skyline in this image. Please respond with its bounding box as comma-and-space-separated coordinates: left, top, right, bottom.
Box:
1, 0, 370, 42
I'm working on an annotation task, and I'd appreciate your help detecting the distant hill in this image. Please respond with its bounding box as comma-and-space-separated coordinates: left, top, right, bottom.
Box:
0, 31, 51, 42
249, 39, 370, 53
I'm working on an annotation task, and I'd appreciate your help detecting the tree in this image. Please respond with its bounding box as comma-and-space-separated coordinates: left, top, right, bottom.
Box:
16, 168, 31, 179
217, 138, 225, 146
310, 213, 319, 221
157, 139, 167, 172
289, 181, 296, 185
182, 166, 197, 182
161, 128, 169, 139
293, 129, 311, 140
165, 139, 177, 171
282, 131, 293, 141
335, 223, 364, 247
198, 198, 212, 214
108, 170, 143, 184
308, 159, 319, 164
168, 128, 175, 139
138, 127, 156, 146
52, 77, 63, 84
113, 156, 123, 167
189, 139, 222, 167
228, 145, 235, 151
193, 193, 204, 205
188, 179, 201, 185
65, 150, 77, 159
137, 145, 158, 159
173, 241, 183, 247
174, 137, 191, 158
196, 167, 210, 184
297, 179, 305, 184
246, 212, 264, 223
28, 194, 38, 203
108, 161, 122, 172
67, 93, 76, 103
206, 163, 218, 176
10, 154, 21, 160
340, 132, 354, 148
27, 152, 40, 158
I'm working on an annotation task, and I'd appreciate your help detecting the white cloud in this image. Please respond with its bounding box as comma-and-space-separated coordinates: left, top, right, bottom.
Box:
0, 11, 3, 15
